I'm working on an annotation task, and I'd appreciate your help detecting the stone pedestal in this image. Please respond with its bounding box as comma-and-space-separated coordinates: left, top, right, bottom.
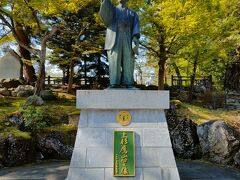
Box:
67, 90, 180, 180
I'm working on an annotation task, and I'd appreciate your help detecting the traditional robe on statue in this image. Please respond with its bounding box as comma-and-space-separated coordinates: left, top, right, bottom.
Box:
100, 0, 140, 87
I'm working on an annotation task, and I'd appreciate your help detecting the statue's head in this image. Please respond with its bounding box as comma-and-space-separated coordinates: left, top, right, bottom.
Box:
118, 0, 128, 4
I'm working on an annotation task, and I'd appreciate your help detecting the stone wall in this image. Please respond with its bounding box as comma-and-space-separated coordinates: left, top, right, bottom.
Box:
225, 90, 240, 110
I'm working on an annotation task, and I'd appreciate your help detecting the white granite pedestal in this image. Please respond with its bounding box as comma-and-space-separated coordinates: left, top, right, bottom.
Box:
67, 90, 180, 180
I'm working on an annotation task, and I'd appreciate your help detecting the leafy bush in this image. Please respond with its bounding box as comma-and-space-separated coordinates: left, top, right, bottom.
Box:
20, 105, 49, 132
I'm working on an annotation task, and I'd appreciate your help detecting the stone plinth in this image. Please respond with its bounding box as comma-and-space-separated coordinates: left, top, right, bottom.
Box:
67, 90, 180, 180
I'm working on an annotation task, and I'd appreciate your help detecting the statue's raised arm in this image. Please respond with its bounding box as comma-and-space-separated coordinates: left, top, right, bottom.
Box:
100, 0, 115, 26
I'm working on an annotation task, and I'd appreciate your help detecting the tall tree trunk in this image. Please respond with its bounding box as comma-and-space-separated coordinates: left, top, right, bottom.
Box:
189, 51, 199, 101
158, 60, 166, 90
67, 60, 74, 93
34, 28, 57, 96
34, 60, 45, 95
157, 32, 167, 90
62, 68, 66, 85
14, 23, 36, 83
172, 62, 182, 88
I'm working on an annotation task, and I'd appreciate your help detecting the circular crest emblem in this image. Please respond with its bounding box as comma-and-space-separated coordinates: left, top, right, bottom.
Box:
116, 111, 132, 126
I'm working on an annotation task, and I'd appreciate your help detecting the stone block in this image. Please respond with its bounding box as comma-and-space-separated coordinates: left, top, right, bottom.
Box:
76, 90, 169, 109
105, 168, 143, 180
67, 168, 104, 180
88, 110, 165, 128
143, 128, 171, 147
86, 147, 112, 168
159, 148, 177, 168
136, 147, 176, 168
138, 147, 161, 167
69, 148, 86, 168
106, 128, 142, 147
161, 168, 180, 180
79, 111, 88, 127
74, 128, 106, 148
143, 168, 162, 180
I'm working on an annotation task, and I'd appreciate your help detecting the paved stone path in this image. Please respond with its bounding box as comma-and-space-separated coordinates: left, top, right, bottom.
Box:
0, 160, 240, 180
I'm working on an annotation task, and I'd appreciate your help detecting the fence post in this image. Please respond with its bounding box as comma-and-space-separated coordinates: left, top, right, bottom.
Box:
48, 76, 51, 85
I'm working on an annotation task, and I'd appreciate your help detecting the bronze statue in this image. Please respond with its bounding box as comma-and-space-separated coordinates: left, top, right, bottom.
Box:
100, 0, 140, 88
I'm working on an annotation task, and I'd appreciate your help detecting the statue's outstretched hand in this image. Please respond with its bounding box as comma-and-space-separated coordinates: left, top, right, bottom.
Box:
132, 36, 139, 55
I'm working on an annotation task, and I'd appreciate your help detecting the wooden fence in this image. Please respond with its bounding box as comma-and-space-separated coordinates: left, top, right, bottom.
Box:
171, 75, 212, 89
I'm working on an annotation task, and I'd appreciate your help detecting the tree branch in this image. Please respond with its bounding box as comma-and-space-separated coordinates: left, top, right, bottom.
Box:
23, 0, 41, 31
139, 41, 159, 57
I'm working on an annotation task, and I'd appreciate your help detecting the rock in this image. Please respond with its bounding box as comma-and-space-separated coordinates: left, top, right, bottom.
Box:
37, 133, 74, 160
40, 90, 57, 101
0, 88, 11, 96
165, 100, 183, 131
26, 95, 44, 106
1, 79, 22, 89
165, 106, 178, 131
6, 114, 24, 127
197, 120, 240, 165
59, 114, 69, 124
194, 86, 207, 94
68, 114, 79, 126
12, 85, 35, 97
234, 150, 240, 166
0, 136, 5, 168
166, 103, 202, 159
170, 118, 202, 159
2, 134, 36, 167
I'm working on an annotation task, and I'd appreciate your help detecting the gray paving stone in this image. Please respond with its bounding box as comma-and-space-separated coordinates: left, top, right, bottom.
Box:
86, 147, 112, 168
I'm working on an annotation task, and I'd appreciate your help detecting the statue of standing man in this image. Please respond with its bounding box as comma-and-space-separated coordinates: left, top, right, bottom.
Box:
100, 0, 140, 88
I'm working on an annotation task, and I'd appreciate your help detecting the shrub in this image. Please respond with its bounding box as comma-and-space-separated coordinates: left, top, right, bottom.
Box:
20, 105, 49, 132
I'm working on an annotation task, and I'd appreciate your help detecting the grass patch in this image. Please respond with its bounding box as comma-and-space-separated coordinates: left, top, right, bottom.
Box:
177, 102, 240, 131
43, 124, 77, 133
0, 127, 31, 139
0, 97, 25, 121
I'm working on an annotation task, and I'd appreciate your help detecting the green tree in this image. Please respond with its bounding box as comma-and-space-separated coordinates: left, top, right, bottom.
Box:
0, 0, 92, 95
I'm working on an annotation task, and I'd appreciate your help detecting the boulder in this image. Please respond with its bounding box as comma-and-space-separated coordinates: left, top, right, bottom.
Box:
1, 134, 36, 167
26, 95, 44, 106
165, 106, 178, 131
166, 102, 202, 159
1, 79, 22, 89
197, 120, 240, 164
234, 150, 240, 167
12, 85, 35, 97
170, 118, 202, 159
0, 88, 11, 96
6, 114, 24, 128
37, 132, 74, 160
40, 90, 57, 101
